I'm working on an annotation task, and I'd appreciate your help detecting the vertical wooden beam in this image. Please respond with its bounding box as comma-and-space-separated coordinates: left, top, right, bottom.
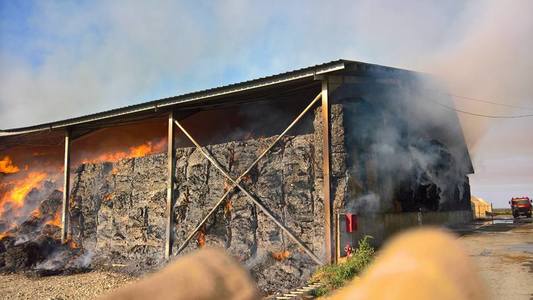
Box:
321, 80, 334, 264
165, 111, 176, 259
334, 215, 340, 264
61, 129, 71, 243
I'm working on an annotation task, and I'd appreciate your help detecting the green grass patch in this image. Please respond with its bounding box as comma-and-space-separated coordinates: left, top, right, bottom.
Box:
311, 236, 375, 297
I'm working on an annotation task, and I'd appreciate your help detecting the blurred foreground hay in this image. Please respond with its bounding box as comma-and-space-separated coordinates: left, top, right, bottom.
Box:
100, 228, 485, 300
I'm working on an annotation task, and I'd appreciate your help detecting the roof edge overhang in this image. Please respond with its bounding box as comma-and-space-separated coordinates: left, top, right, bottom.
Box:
0, 60, 347, 137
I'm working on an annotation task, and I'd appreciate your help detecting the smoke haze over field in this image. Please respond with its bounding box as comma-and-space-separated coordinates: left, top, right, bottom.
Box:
1, 0, 532, 207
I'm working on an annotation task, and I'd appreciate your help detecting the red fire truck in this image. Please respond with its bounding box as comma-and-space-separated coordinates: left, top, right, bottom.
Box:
509, 197, 532, 218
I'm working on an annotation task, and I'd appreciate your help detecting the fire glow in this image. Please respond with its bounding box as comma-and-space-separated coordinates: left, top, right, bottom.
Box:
1, 137, 165, 239
46, 210, 62, 227
0, 156, 20, 174
0, 171, 47, 217
271, 250, 291, 261
80, 140, 165, 164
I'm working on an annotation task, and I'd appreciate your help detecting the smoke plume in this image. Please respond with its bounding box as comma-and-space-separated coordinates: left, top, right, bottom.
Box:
1, 1, 531, 207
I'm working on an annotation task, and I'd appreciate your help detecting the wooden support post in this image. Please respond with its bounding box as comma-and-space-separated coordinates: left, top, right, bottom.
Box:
61, 129, 71, 243
165, 111, 176, 259
322, 80, 334, 264
335, 213, 341, 262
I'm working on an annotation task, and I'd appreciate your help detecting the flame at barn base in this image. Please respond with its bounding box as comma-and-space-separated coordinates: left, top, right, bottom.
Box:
0, 120, 168, 275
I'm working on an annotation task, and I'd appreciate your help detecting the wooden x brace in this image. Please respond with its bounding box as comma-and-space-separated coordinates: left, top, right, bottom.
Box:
173, 93, 323, 265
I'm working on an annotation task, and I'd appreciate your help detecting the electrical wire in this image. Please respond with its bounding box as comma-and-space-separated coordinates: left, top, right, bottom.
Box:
432, 100, 533, 119
447, 93, 533, 111
424, 89, 533, 118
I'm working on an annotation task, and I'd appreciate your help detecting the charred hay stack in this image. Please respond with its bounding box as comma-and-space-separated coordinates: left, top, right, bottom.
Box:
67, 106, 342, 293
0, 188, 90, 276
0, 60, 474, 294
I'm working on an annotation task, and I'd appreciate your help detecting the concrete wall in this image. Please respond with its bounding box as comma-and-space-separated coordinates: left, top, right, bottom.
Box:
338, 210, 472, 254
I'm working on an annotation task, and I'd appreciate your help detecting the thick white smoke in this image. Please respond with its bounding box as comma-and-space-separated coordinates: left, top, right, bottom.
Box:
1, 1, 531, 206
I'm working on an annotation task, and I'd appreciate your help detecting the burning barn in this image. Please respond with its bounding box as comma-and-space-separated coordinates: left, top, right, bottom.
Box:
0, 60, 473, 293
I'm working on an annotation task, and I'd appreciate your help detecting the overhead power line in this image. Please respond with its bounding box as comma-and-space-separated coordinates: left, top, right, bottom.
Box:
433, 101, 533, 119
447, 93, 533, 111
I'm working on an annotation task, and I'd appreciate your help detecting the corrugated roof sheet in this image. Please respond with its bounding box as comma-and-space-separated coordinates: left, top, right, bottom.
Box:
0, 59, 417, 136
1, 59, 353, 136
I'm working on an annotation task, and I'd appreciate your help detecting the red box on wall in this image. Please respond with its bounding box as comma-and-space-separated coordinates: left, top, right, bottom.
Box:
345, 213, 357, 232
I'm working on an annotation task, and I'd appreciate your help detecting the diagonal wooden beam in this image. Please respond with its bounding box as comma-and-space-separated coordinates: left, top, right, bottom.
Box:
174, 117, 323, 265
174, 93, 322, 256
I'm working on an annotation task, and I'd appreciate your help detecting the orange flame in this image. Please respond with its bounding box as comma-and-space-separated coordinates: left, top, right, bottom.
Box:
0, 156, 20, 174
224, 199, 233, 217
0, 171, 48, 237
197, 228, 206, 248
0, 232, 12, 240
31, 208, 42, 219
271, 250, 291, 261
129, 143, 153, 157
103, 193, 113, 202
45, 210, 62, 227
81, 140, 165, 164
0, 171, 47, 216
67, 238, 80, 249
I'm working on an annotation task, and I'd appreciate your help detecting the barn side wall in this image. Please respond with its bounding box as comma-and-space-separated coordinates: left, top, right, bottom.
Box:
331, 77, 473, 214
67, 75, 474, 289
338, 210, 472, 246
68, 105, 348, 293
330, 75, 473, 251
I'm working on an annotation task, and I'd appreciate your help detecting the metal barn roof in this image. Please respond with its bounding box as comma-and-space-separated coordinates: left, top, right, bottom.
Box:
0, 59, 414, 137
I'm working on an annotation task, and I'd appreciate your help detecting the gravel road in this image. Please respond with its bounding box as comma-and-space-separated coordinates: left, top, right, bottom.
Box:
0, 271, 136, 299
459, 217, 533, 300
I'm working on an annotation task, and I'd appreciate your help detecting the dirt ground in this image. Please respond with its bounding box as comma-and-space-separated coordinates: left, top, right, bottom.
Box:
1, 218, 532, 299
0, 271, 136, 299
459, 217, 533, 300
